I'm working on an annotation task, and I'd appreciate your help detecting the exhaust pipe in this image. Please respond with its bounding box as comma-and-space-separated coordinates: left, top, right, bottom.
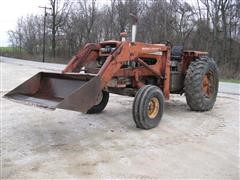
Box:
130, 13, 138, 42
132, 24, 137, 42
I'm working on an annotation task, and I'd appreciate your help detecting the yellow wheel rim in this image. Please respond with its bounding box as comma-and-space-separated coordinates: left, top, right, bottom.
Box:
148, 97, 160, 119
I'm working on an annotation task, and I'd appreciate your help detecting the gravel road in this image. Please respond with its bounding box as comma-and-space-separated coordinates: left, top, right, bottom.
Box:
1, 57, 239, 179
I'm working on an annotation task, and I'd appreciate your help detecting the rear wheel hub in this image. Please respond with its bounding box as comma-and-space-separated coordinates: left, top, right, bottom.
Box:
202, 73, 213, 98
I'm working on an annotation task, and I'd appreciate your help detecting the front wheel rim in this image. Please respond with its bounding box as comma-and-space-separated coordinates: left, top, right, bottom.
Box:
147, 97, 160, 119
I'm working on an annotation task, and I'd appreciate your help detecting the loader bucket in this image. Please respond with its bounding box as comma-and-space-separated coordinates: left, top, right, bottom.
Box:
4, 72, 102, 113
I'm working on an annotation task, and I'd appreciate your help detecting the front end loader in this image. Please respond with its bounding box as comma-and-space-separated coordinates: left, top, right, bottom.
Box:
4, 20, 219, 129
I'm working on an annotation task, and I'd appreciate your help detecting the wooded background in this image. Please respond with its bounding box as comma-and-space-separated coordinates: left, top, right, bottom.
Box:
4, 0, 240, 79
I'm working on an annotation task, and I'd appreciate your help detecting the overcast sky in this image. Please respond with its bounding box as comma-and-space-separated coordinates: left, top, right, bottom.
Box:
0, 0, 48, 46
0, 0, 196, 47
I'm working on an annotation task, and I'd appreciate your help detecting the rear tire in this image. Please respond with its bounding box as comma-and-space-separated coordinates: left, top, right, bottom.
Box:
87, 91, 109, 114
184, 57, 219, 111
132, 85, 164, 129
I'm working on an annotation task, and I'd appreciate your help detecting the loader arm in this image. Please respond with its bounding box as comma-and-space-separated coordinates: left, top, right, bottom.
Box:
98, 42, 130, 89
63, 43, 100, 73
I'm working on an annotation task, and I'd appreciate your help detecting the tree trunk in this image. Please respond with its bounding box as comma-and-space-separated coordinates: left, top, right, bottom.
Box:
51, 0, 56, 58
221, 0, 228, 64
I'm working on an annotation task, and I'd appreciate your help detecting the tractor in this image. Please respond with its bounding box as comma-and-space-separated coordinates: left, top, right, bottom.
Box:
4, 16, 219, 129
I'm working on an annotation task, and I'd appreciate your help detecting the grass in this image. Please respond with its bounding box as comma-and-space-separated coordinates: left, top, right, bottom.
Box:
220, 78, 240, 84
0, 46, 29, 60
0, 46, 16, 52
0, 46, 26, 53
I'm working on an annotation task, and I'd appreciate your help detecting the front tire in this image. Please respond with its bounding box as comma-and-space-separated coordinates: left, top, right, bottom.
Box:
87, 91, 109, 114
132, 85, 164, 129
184, 57, 219, 111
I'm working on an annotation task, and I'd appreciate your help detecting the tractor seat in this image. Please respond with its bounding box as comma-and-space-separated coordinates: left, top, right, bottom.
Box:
171, 46, 184, 61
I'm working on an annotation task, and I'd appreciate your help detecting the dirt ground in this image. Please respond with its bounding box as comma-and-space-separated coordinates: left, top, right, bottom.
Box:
1, 61, 239, 179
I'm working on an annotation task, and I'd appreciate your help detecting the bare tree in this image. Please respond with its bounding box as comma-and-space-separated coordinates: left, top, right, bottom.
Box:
6, 0, 240, 79
8, 18, 24, 52
49, 0, 70, 58
173, 1, 196, 45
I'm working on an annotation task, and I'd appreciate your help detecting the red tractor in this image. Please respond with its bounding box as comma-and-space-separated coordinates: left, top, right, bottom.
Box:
4, 18, 219, 129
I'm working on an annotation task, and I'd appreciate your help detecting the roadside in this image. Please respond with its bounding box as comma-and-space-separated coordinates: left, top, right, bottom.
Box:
0, 56, 65, 72
219, 82, 240, 95
220, 79, 240, 84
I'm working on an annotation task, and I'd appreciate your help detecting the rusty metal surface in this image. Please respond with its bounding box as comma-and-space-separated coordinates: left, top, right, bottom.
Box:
4, 72, 101, 112
136, 58, 162, 78
57, 75, 101, 112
